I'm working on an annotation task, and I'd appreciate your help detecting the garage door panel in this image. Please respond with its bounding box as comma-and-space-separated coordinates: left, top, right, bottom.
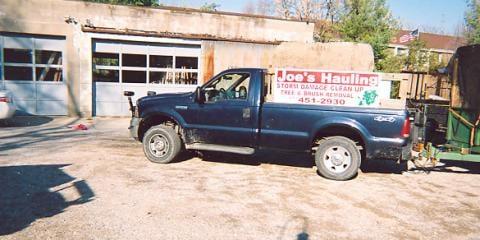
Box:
95, 101, 123, 116
95, 84, 123, 102
36, 83, 67, 101
36, 100, 68, 115
93, 40, 200, 116
1, 34, 67, 116
12, 100, 36, 114
4, 82, 36, 100
4, 36, 33, 49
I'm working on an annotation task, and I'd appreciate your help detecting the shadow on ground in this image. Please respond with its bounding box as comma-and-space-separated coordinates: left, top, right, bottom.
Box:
410, 160, 480, 175
0, 116, 54, 128
0, 164, 95, 235
197, 150, 409, 176
0, 117, 82, 152
198, 150, 315, 168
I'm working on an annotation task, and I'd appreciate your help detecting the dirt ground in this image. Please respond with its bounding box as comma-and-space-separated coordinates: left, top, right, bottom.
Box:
0, 116, 479, 240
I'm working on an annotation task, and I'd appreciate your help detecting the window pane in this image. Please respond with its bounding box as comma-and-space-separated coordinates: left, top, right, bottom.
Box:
122, 54, 146, 67
36, 67, 63, 81
122, 70, 146, 84
204, 73, 250, 102
176, 57, 198, 69
175, 72, 198, 85
150, 55, 173, 68
150, 71, 173, 84
93, 69, 119, 82
4, 48, 32, 63
35, 50, 62, 65
5, 66, 33, 81
93, 52, 119, 66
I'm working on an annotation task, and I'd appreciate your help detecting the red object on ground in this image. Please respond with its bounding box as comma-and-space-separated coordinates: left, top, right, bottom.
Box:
71, 124, 88, 131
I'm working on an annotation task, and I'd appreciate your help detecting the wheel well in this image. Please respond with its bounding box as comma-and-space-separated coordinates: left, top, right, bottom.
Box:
138, 115, 180, 142
313, 126, 366, 152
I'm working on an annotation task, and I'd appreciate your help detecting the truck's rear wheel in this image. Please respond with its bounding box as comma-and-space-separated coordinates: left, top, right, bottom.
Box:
315, 136, 361, 180
143, 125, 182, 164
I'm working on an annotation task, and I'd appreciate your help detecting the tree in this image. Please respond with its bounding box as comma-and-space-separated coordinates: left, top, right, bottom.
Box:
200, 2, 220, 11
243, 1, 257, 14
465, 0, 480, 44
86, 0, 159, 6
376, 50, 405, 73
336, 0, 398, 69
405, 39, 428, 72
273, 0, 341, 41
243, 0, 275, 15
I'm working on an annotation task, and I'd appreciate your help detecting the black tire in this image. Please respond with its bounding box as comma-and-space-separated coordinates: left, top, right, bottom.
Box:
314, 136, 361, 181
142, 125, 182, 164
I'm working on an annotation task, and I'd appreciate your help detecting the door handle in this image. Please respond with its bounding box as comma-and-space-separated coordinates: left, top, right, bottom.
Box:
242, 108, 251, 119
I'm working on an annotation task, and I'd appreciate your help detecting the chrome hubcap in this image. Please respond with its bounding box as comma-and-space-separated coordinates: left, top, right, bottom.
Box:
323, 146, 352, 173
149, 134, 169, 157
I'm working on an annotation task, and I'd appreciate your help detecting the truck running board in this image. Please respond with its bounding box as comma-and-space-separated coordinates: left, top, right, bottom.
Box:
185, 143, 255, 155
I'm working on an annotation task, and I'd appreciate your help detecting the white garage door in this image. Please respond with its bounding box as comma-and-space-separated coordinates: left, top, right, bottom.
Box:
0, 35, 67, 115
93, 40, 201, 116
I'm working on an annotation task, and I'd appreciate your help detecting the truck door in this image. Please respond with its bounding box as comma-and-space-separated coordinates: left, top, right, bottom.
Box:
191, 72, 255, 147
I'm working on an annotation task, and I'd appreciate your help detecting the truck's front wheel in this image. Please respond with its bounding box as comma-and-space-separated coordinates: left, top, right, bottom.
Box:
143, 125, 182, 164
315, 136, 361, 181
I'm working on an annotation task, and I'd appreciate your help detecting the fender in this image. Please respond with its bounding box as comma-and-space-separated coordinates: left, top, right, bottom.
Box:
310, 116, 373, 148
141, 107, 186, 128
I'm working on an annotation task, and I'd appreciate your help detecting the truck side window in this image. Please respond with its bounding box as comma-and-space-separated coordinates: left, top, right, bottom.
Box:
203, 73, 250, 103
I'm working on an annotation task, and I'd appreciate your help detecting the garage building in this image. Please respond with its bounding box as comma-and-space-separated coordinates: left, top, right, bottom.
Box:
0, 0, 314, 117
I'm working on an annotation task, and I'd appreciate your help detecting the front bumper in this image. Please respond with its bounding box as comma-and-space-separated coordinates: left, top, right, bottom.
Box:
128, 117, 142, 141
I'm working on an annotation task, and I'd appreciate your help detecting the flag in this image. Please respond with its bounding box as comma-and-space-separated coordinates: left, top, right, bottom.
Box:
399, 29, 419, 43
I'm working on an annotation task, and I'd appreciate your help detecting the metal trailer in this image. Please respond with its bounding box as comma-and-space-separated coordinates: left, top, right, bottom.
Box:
420, 45, 480, 164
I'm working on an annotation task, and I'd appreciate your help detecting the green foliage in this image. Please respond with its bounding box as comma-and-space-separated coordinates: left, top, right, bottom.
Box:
405, 39, 428, 72
465, 0, 480, 44
376, 50, 406, 73
336, 0, 398, 69
200, 2, 220, 11
427, 52, 447, 74
85, 0, 159, 6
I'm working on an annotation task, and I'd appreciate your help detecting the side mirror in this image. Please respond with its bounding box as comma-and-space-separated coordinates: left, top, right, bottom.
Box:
195, 87, 205, 103
123, 91, 135, 97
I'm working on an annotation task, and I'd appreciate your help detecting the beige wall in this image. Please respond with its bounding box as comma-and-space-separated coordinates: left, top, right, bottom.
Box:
203, 41, 375, 80
0, 0, 314, 43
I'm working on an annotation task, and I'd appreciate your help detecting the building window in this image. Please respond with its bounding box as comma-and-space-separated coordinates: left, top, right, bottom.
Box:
4, 48, 32, 63
122, 70, 146, 84
35, 50, 62, 65
1, 38, 64, 82
5, 66, 33, 81
93, 69, 119, 83
150, 55, 173, 68
36, 67, 63, 81
122, 54, 146, 67
93, 53, 119, 66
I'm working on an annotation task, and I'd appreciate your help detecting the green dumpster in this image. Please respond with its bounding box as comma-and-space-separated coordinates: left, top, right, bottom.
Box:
447, 108, 480, 153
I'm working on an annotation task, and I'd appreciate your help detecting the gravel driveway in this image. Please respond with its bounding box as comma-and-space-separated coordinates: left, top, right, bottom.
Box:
1, 117, 479, 240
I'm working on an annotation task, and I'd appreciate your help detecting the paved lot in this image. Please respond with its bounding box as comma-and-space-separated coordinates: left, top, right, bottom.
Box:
0, 117, 479, 240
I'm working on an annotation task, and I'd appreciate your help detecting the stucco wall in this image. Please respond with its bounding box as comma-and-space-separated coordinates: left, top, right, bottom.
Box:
0, 0, 314, 43
203, 41, 375, 80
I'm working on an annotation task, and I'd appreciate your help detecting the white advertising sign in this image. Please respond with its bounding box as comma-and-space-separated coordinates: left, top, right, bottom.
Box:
273, 68, 382, 107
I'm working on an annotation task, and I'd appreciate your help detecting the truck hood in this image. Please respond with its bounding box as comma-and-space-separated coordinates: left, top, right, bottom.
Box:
139, 92, 193, 102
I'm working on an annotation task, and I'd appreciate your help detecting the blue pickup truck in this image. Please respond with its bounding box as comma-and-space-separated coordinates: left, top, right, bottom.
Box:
127, 68, 410, 180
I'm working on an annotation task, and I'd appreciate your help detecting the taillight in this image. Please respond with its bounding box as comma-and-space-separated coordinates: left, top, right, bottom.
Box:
401, 117, 410, 138
0, 97, 10, 103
